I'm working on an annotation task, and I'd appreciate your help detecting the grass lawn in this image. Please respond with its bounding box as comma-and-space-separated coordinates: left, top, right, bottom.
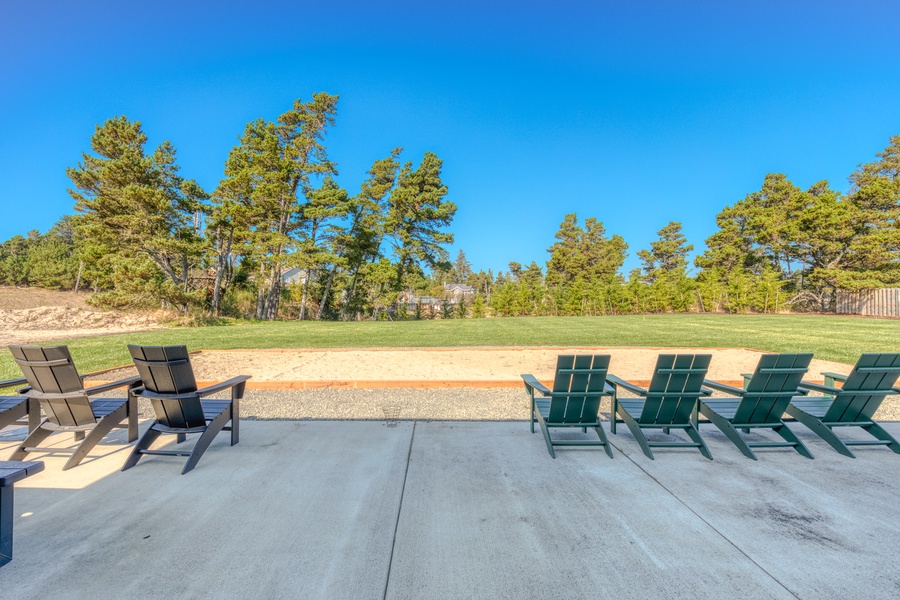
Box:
1, 314, 898, 381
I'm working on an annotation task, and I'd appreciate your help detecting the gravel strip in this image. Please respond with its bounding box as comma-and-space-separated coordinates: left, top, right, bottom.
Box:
222, 387, 529, 422
7, 387, 899, 432
140, 387, 900, 423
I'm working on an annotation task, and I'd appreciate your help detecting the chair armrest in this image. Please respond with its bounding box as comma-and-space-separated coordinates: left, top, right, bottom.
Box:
821, 371, 847, 382
821, 371, 848, 388
197, 376, 252, 397
0, 377, 27, 390
84, 376, 142, 395
135, 376, 252, 400
797, 381, 840, 395
0, 378, 31, 394
135, 389, 197, 400
703, 379, 745, 396
521, 374, 550, 396
606, 374, 647, 396
700, 386, 714, 396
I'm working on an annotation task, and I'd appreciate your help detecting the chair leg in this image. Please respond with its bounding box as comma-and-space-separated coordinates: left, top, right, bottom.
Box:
772, 424, 814, 459
63, 403, 129, 470
530, 395, 536, 434
28, 398, 41, 433
534, 410, 555, 458
230, 392, 240, 446
182, 410, 232, 474
787, 407, 855, 458
610, 393, 618, 435
0, 484, 13, 566
121, 423, 162, 471
594, 425, 614, 459
127, 393, 138, 443
618, 409, 654, 459
706, 411, 756, 460
863, 423, 900, 454
685, 424, 713, 460
10, 422, 52, 461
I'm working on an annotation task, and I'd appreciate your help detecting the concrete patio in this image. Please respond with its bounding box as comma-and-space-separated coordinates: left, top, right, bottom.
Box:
1, 418, 899, 599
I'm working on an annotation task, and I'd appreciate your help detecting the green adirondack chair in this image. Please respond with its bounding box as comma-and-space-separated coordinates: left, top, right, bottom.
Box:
521, 354, 614, 458
700, 353, 814, 460
787, 353, 900, 458
608, 354, 713, 460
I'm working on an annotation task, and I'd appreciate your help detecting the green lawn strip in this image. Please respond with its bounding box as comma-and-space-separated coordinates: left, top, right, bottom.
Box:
1, 314, 897, 381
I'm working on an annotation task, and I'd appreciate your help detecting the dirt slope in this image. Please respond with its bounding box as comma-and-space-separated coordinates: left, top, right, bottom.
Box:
0, 286, 165, 345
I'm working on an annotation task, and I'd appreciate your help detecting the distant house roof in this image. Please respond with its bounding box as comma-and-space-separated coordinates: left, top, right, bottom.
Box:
443, 283, 475, 294
281, 268, 308, 285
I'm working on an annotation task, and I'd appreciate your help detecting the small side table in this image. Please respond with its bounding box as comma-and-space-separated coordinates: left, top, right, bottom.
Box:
0, 460, 44, 567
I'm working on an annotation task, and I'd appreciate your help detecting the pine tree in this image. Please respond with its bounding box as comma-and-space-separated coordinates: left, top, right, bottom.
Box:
67, 116, 207, 310
385, 152, 456, 289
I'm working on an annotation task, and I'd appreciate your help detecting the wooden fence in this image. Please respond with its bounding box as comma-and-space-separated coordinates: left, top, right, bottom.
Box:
835, 288, 900, 317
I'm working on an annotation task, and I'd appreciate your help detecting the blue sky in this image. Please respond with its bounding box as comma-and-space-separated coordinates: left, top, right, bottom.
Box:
2, 1, 899, 275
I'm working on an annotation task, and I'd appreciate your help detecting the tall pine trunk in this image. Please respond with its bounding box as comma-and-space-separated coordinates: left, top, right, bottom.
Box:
340, 261, 364, 321
255, 261, 268, 320
298, 271, 312, 320
317, 267, 337, 320
264, 263, 281, 320
210, 228, 233, 317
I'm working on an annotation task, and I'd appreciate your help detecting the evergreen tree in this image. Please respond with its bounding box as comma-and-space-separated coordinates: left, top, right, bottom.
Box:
385, 152, 456, 288
214, 93, 339, 320
67, 116, 207, 310
697, 137, 900, 311
638, 222, 694, 312
338, 149, 401, 320
546, 213, 627, 287
452, 250, 472, 282
638, 221, 693, 281
294, 176, 350, 320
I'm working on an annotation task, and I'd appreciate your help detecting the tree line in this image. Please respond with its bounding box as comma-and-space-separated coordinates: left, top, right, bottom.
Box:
1, 102, 897, 319
1, 93, 457, 320
477, 135, 899, 317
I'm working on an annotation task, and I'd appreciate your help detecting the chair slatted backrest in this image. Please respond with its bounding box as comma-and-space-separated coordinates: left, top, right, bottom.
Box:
640, 354, 711, 425
824, 353, 900, 423
129, 345, 206, 429
734, 353, 812, 425
9, 345, 95, 427
547, 355, 610, 424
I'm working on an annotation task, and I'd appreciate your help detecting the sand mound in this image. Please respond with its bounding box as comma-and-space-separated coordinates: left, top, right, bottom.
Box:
0, 306, 164, 345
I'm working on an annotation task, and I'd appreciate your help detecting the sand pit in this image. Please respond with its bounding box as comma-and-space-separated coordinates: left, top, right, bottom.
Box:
70, 347, 900, 422
94, 347, 849, 389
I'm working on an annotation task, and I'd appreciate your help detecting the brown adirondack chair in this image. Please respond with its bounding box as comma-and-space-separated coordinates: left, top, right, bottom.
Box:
522, 354, 615, 458
788, 353, 900, 458
8, 345, 139, 470
122, 345, 249, 474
